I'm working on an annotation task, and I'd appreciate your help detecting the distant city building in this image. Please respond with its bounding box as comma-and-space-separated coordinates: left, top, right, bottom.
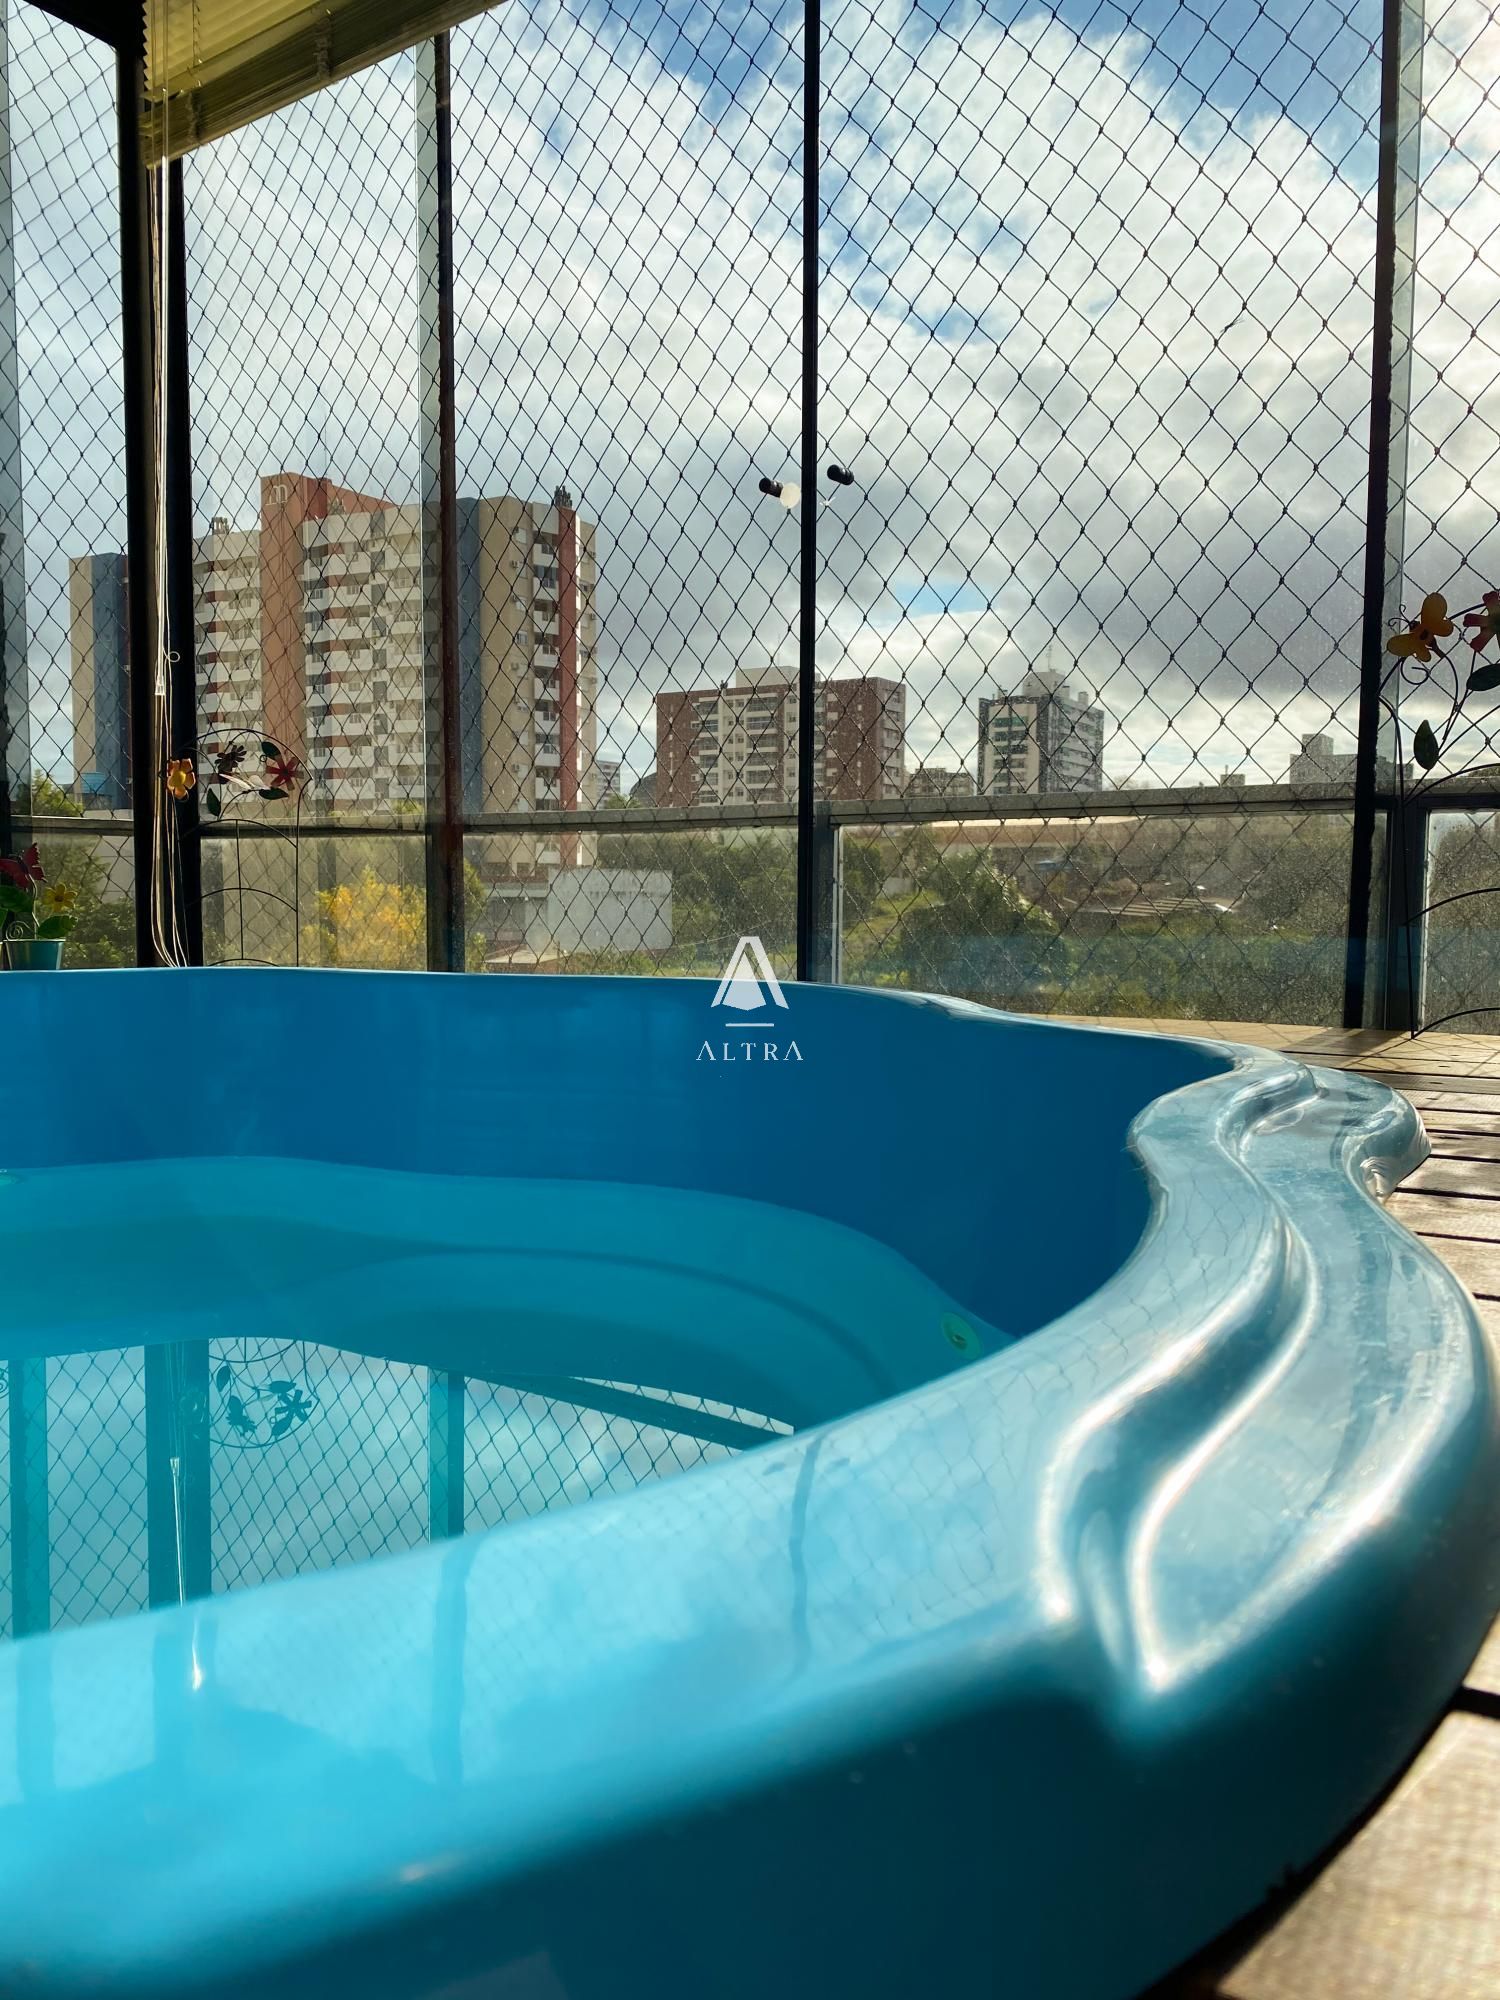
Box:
70, 473, 598, 818
596, 757, 623, 800
1287, 732, 1353, 786
819, 675, 906, 801
976, 668, 1104, 796
1218, 770, 1247, 788
482, 866, 672, 969
1287, 731, 1406, 790
905, 763, 972, 800
655, 668, 906, 807
528, 867, 671, 957
67, 552, 129, 808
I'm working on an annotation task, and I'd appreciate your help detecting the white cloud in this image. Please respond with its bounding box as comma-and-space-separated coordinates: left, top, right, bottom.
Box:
14, 0, 1500, 803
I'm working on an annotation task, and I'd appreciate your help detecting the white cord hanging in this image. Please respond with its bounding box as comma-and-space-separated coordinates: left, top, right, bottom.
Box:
146, 11, 189, 970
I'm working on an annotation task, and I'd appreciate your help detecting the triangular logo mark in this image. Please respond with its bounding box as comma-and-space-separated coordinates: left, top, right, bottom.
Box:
711, 935, 789, 1012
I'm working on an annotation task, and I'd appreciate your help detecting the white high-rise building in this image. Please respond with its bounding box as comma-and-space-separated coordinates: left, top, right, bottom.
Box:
977, 668, 1105, 796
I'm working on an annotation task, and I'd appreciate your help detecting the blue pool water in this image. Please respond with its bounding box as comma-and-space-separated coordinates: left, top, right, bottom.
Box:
3, 1157, 1001, 1636
7, 1156, 1000, 1412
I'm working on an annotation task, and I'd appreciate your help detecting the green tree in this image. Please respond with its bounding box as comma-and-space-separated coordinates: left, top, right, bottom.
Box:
1424, 813, 1500, 1029
840, 836, 887, 930
14, 773, 80, 817
881, 848, 1062, 1004
1231, 817, 1351, 941
595, 829, 795, 968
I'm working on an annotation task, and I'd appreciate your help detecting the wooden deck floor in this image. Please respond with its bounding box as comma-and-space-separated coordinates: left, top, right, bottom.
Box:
1090, 1022, 1500, 2000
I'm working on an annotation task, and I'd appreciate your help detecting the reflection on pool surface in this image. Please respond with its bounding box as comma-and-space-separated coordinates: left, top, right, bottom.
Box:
2, 1338, 783, 1639
0, 1154, 1001, 1639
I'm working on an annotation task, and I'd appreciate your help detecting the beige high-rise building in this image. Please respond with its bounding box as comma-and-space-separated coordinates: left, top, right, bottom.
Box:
196, 513, 265, 750
458, 488, 600, 819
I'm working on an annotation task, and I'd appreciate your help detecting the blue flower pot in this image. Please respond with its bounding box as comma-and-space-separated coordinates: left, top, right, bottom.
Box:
3, 937, 64, 970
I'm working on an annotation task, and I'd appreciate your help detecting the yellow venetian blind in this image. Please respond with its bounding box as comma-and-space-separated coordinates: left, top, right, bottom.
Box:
143, 0, 500, 160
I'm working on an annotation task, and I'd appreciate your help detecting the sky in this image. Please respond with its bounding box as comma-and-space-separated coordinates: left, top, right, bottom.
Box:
6, 0, 1500, 793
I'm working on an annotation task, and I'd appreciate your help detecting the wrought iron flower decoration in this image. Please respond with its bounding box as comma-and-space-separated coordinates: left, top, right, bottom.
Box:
264, 752, 301, 797
198, 733, 306, 819
1464, 591, 1500, 656
1384, 586, 1500, 776
1387, 593, 1456, 665
0, 845, 43, 891
212, 1357, 320, 1450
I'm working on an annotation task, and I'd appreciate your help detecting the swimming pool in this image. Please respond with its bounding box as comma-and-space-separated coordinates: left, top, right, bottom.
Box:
0, 969, 1495, 1998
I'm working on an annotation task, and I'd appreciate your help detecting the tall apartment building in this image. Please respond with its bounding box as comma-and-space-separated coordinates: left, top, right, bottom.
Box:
457, 487, 600, 818
655, 668, 906, 806
68, 552, 130, 808
71, 473, 598, 818
976, 668, 1105, 796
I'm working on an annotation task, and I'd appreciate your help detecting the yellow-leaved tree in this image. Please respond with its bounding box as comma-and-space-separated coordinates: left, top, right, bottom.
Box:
303, 863, 488, 969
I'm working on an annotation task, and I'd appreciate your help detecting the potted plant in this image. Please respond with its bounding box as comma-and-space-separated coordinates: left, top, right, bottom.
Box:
0, 846, 76, 969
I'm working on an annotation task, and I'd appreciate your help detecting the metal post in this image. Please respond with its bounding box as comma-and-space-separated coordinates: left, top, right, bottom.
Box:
805, 809, 839, 982
117, 37, 162, 966
1382, 797, 1430, 1032
1344, 0, 1424, 1027
0, 8, 29, 856
144, 1345, 175, 1605
145, 1342, 212, 1606
417, 34, 465, 972
8, 1357, 50, 1636
794, 0, 821, 984
164, 157, 202, 964
427, 1370, 465, 1539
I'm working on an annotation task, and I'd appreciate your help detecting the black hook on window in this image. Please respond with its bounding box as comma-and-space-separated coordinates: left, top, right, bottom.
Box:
827, 465, 855, 487
757, 477, 800, 509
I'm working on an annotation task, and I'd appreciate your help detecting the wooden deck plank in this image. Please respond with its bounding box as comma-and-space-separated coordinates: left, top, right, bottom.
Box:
1208, 1023, 1360, 1051
1422, 1136, 1500, 1164
1357, 1043, 1500, 1061
1197, 1715, 1500, 2000
1363, 1071, 1500, 1095
1411, 1236, 1500, 1300
1388, 1192, 1500, 1243
1466, 1618, 1500, 1701
1409, 1110, 1500, 1139
1403, 1158, 1500, 1198
1048, 1016, 1500, 1078
1351, 1054, 1500, 1078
